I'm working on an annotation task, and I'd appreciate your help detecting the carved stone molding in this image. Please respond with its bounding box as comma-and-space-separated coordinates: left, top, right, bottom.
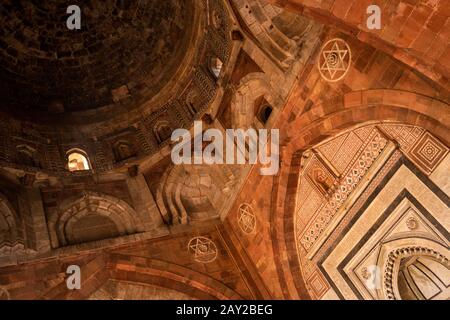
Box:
383, 246, 449, 300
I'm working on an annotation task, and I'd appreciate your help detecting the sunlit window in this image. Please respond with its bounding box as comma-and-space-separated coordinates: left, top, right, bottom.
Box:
210, 57, 223, 79
67, 149, 91, 172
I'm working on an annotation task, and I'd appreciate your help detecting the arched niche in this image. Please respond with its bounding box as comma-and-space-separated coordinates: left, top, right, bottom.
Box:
69, 214, 121, 245
0, 192, 23, 254
54, 192, 142, 247
231, 73, 279, 129
292, 121, 449, 299
271, 99, 449, 299
376, 238, 450, 300
113, 140, 136, 163
397, 256, 450, 300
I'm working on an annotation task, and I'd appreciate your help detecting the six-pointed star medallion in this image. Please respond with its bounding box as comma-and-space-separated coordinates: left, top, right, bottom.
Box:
188, 237, 218, 263
318, 39, 352, 82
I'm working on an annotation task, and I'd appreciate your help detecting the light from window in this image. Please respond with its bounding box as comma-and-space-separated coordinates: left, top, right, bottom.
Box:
210, 57, 223, 79
67, 151, 91, 172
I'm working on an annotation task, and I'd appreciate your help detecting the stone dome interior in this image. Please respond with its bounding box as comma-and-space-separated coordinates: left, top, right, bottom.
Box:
0, 0, 192, 119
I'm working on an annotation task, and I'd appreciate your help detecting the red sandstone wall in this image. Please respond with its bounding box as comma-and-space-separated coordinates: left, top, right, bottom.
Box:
223, 26, 449, 299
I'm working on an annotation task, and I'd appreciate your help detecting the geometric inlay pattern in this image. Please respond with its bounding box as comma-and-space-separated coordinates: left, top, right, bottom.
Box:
294, 123, 449, 300
407, 132, 448, 175
318, 131, 364, 175
307, 269, 330, 299
299, 129, 389, 251
380, 124, 424, 152
238, 203, 256, 234
318, 38, 352, 82
313, 150, 402, 262
188, 237, 218, 263
317, 133, 348, 165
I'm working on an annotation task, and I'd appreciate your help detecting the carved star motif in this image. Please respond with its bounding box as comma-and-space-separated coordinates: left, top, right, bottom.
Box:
0, 287, 10, 300
188, 237, 218, 263
318, 39, 352, 82
238, 203, 256, 234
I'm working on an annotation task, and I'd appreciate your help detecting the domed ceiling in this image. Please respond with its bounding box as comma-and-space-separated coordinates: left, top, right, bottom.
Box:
0, 0, 194, 120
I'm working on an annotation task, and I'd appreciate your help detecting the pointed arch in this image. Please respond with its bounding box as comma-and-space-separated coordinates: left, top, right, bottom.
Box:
55, 192, 142, 247
269, 90, 449, 299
